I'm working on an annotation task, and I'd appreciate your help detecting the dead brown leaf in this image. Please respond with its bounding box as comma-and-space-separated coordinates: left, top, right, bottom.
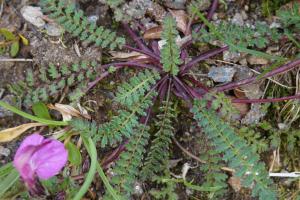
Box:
143, 26, 163, 40
110, 51, 148, 60
228, 177, 242, 192
48, 103, 91, 121
169, 9, 189, 34
0, 123, 45, 142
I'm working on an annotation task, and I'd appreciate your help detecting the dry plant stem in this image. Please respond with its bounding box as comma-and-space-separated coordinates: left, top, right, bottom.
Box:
0, 58, 33, 62
101, 61, 161, 71
232, 94, 300, 104
180, 46, 229, 74
216, 58, 300, 92
172, 137, 234, 173
186, 76, 209, 92
101, 142, 127, 169
122, 22, 153, 53
172, 137, 205, 163
123, 44, 160, 61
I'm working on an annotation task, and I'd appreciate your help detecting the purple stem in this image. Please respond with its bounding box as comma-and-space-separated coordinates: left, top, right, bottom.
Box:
102, 61, 162, 71
182, 0, 219, 49
123, 44, 160, 61
186, 76, 209, 92
122, 22, 152, 53
173, 77, 192, 100
174, 76, 194, 97
87, 70, 115, 92
101, 142, 127, 169
232, 94, 300, 104
180, 46, 229, 74
157, 75, 169, 101
181, 49, 189, 61
216, 58, 300, 92
150, 41, 160, 56
88, 61, 162, 92
194, 0, 219, 33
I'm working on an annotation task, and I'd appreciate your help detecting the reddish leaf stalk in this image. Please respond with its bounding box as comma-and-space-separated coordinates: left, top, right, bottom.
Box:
194, 0, 219, 33
215, 58, 300, 92
123, 44, 160, 61
122, 22, 153, 53
182, 0, 219, 48
232, 94, 300, 104
180, 46, 229, 74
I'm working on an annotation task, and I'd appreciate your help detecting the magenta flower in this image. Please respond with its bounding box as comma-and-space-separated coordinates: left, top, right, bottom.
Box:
13, 134, 68, 195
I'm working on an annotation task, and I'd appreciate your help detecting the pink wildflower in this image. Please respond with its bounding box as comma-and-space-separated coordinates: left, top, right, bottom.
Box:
13, 134, 68, 195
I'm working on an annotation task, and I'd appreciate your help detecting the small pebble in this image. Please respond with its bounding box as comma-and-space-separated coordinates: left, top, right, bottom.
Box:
0, 88, 4, 99
241, 10, 248, 20
163, 0, 186, 10
232, 13, 244, 26
247, 55, 269, 65
133, 181, 143, 196
223, 51, 241, 63
45, 23, 63, 37
208, 66, 237, 83
88, 15, 99, 23
21, 6, 45, 28
212, 13, 218, 21
0, 95, 14, 118
0, 146, 11, 157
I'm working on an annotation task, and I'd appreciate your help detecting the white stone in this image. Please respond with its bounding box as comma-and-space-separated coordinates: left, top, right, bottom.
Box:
21, 6, 45, 28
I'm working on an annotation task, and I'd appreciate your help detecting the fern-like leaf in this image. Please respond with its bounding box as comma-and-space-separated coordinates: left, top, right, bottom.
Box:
11, 61, 100, 105
194, 21, 281, 49
96, 91, 157, 147
115, 70, 160, 108
199, 148, 228, 198
192, 99, 276, 200
105, 124, 150, 198
150, 169, 178, 200
71, 91, 157, 148
161, 16, 182, 76
40, 0, 125, 50
141, 101, 176, 179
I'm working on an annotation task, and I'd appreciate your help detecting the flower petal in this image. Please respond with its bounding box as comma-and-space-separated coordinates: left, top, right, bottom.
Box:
13, 134, 45, 181
32, 139, 68, 179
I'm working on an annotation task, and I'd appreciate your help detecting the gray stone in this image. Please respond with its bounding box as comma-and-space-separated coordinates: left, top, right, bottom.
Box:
0, 95, 14, 118
208, 66, 237, 83
223, 50, 241, 62
21, 6, 45, 28
45, 23, 63, 37
191, 0, 211, 11
242, 104, 266, 125
0, 146, 10, 157
232, 13, 244, 26
0, 88, 4, 99
163, 0, 186, 10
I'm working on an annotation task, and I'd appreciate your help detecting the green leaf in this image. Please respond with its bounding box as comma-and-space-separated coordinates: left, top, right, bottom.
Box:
0, 28, 16, 40
0, 100, 68, 126
73, 137, 97, 200
0, 163, 14, 179
0, 168, 20, 198
161, 15, 182, 75
66, 141, 82, 166
19, 34, 29, 45
32, 102, 52, 120
10, 41, 19, 57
